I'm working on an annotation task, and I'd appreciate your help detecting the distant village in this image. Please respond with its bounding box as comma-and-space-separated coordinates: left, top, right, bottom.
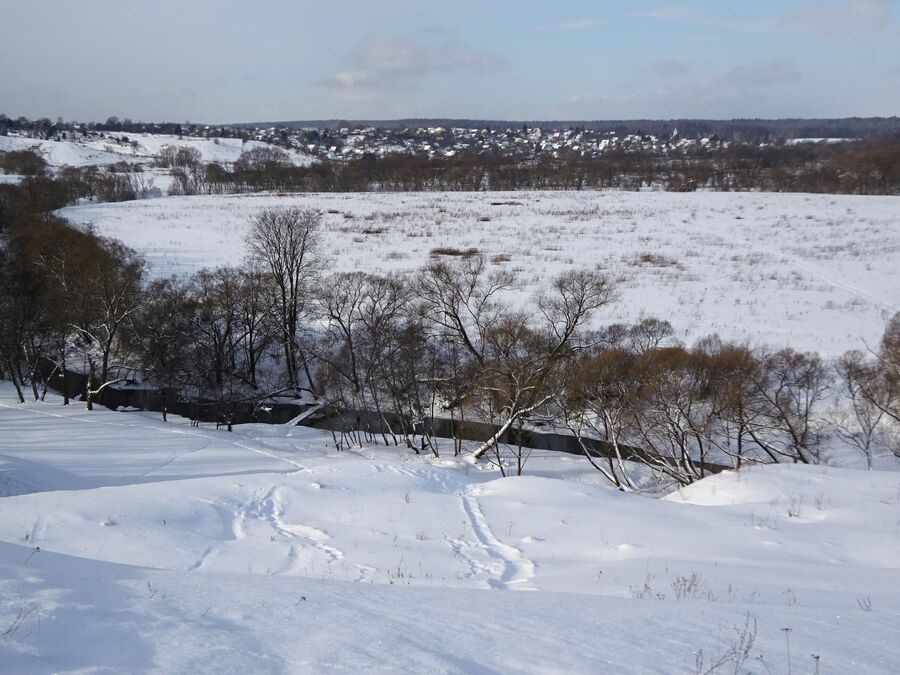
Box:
224, 124, 728, 162
264, 125, 726, 161
2, 114, 730, 162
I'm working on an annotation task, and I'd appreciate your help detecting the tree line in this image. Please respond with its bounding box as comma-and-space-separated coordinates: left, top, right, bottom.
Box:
164, 141, 900, 196
6, 112, 900, 143
4, 138, 900, 206
2, 197, 897, 488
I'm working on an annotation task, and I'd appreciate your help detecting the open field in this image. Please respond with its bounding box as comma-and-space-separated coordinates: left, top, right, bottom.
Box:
61, 190, 899, 355
1, 386, 899, 673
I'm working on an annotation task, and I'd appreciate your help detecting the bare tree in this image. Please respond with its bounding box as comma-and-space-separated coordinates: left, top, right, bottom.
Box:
471, 269, 616, 462
126, 276, 193, 421
703, 340, 761, 470
743, 349, 830, 464
233, 265, 276, 390
626, 317, 675, 355
32, 228, 144, 411
869, 313, 900, 428
558, 348, 640, 490
245, 207, 323, 393
625, 346, 711, 486
835, 351, 886, 469
416, 254, 515, 367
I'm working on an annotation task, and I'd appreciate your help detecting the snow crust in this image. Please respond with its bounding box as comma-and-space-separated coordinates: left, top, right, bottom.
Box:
0, 134, 316, 169
60, 190, 900, 354
1, 387, 898, 673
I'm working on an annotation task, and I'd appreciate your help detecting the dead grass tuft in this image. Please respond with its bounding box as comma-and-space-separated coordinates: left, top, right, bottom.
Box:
430, 247, 480, 259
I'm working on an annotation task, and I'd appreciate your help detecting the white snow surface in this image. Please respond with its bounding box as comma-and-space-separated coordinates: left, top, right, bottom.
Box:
0, 133, 316, 168
0, 135, 143, 168
1, 386, 898, 673
59, 190, 900, 355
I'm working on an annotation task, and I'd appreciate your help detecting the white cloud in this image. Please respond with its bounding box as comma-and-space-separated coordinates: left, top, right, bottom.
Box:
637, 1, 893, 36
319, 34, 508, 101
647, 58, 691, 77
634, 5, 693, 22
783, 0, 891, 36
556, 59, 803, 119
633, 5, 772, 32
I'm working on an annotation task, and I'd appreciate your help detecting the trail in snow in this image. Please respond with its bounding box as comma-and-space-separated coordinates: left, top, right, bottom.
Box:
230, 440, 308, 474
732, 234, 898, 312
229, 485, 346, 575
139, 440, 212, 478
459, 490, 537, 591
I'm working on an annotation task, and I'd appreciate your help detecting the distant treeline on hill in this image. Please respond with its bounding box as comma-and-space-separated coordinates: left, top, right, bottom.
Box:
240, 118, 900, 141
3, 138, 899, 196
156, 140, 900, 196
4, 113, 900, 142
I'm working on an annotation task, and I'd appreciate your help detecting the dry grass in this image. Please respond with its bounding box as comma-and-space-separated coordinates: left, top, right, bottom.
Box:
632, 253, 682, 269
430, 247, 480, 259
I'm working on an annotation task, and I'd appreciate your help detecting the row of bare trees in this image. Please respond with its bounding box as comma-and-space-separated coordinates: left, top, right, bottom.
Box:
240, 209, 900, 483
0, 213, 144, 409
151, 140, 900, 196
2, 205, 898, 488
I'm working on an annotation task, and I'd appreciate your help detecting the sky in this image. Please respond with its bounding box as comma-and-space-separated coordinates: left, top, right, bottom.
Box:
1, 0, 899, 123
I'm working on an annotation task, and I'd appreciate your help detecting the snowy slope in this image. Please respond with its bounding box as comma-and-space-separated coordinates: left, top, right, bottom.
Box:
121, 134, 317, 167
0, 134, 144, 167
0, 133, 316, 169
59, 190, 900, 354
1, 386, 898, 673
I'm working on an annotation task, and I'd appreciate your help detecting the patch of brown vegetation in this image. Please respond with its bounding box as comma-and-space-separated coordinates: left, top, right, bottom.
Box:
430, 247, 480, 259
633, 253, 682, 268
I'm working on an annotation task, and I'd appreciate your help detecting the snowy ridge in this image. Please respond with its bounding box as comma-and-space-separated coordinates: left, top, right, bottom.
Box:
0, 133, 316, 169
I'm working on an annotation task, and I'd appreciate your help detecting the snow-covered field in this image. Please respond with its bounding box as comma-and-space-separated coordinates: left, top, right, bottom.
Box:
0, 133, 315, 169
1, 386, 898, 673
61, 190, 899, 355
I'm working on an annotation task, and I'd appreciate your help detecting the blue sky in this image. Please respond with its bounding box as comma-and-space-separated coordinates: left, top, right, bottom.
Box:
2, 0, 898, 122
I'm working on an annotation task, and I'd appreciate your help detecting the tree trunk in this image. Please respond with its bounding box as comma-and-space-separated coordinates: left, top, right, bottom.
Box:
473, 413, 518, 459
14, 357, 35, 402
85, 363, 94, 411
61, 348, 69, 405
5, 359, 26, 403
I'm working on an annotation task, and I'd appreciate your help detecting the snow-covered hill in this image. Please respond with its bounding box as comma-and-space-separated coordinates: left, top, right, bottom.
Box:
1, 386, 898, 673
0, 133, 316, 169
0, 134, 144, 168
